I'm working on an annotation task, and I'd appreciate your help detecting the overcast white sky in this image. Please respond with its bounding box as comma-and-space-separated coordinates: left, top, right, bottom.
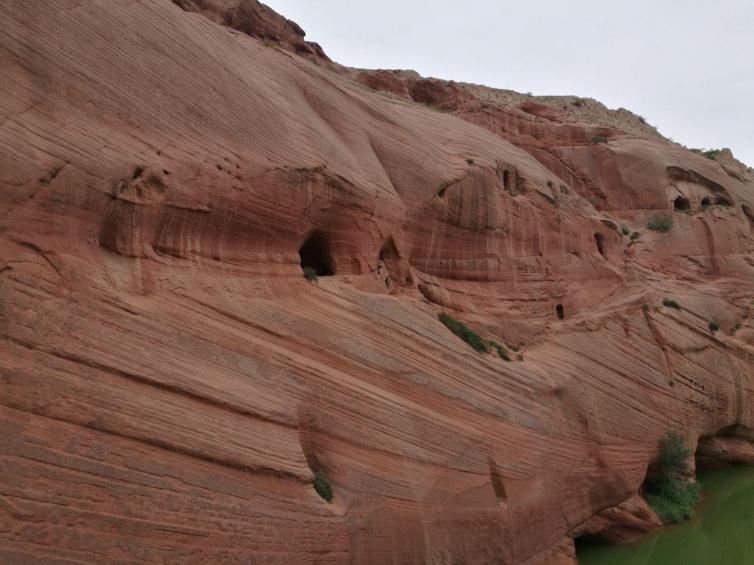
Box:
265, 0, 754, 167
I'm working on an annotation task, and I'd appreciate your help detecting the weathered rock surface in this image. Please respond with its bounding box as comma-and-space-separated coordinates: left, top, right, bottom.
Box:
572, 495, 662, 544
1, 1, 754, 564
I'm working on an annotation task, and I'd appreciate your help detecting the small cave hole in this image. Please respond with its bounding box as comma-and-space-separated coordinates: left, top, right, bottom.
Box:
700, 197, 712, 208
673, 196, 691, 212
487, 457, 508, 507
132, 165, 145, 180
299, 231, 335, 277
378, 237, 405, 287
594, 233, 606, 258
502, 170, 512, 192
556, 304, 565, 320
379, 237, 400, 261
714, 196, 732, 207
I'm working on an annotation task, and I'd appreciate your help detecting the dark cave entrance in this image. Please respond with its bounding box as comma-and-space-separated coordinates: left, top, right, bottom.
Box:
299, 231, 335, 276
701, 197, 712, 208
556, 304, 565, 320
379, 238, 399, 262
715, 196, 732, 207
594, 233, 606, 258
378, 237, 412, 287
673, 196, 691, 212
503, 170, 512, 192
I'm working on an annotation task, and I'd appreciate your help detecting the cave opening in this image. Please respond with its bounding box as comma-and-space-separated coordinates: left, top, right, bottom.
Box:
503, 170, 511, 192
299, 231, 335, 277
556, 304, 564, 320
379, 237, 399, 262
594, 233, 606, 258
701, 197, 712, 208
378, 237, 412, 287
673, 196, 691, 212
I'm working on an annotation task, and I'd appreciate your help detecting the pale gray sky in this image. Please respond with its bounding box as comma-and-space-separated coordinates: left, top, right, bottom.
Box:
265, 0, 754, 167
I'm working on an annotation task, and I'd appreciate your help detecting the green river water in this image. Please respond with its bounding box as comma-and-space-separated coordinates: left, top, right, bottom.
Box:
577, 465, 754, 565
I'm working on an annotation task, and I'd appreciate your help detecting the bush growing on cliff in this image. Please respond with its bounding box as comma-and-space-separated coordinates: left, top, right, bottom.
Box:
488, 340, 511, 362
646, 478, 700, 524
438, 312, 489, 353
630, 231, 640, 241
620, 224, 630, 236
647, 215, 673, 232
662, 299, 681, 310
709, 321, 720, 333
591, 135, 608, 145
303, 266, 318, 281
313, 472, 333, 503
644, 431, 700, 524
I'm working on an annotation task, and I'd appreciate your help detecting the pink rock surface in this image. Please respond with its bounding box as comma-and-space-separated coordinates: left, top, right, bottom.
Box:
1, 1, 754, 563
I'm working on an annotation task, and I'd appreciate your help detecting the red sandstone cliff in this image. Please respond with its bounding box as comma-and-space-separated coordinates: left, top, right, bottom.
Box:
1, 1, 753, 564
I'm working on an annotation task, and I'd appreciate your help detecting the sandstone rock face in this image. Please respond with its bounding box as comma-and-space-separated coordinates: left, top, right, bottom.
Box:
1, 1, 754, 564
173, 0, 330, 61
572, 495, 662, 544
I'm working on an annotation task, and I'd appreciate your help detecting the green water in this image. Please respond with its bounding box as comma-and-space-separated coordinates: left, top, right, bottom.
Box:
577, 466, 754, 565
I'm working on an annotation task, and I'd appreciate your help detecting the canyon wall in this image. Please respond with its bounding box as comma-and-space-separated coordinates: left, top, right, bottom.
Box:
1, 1, 754, 563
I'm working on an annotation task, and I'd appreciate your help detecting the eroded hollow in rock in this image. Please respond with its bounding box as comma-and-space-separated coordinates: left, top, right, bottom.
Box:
673, 196, 691, 212
742, 205, 754, 227
594, 233, 606, 257
701, 197, 712, 208
556, 304, 565, 320
378, 237, 413, 287
502, 170, 512, 192
379, 237, 399, 262
487, 456, 508, 507
299, 230, 335, 276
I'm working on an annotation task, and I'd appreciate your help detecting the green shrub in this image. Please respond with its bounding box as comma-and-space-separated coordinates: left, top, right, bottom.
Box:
647, 215, 673, 232
644, 431, 700, 524
438, 313, 489, 353
591, 135, 608, 145
488, 341, 511, 362
572, 99, 584, 108
642, 304, 650, 312
313, 472, 333, 503
663, 299, 681, 310
709, 321, 720, 333
302, 266, 318, 281
646, 480, 701, 524
630, 231, 640, 241
655, 430, 692, 478
620, 224, 630, 236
